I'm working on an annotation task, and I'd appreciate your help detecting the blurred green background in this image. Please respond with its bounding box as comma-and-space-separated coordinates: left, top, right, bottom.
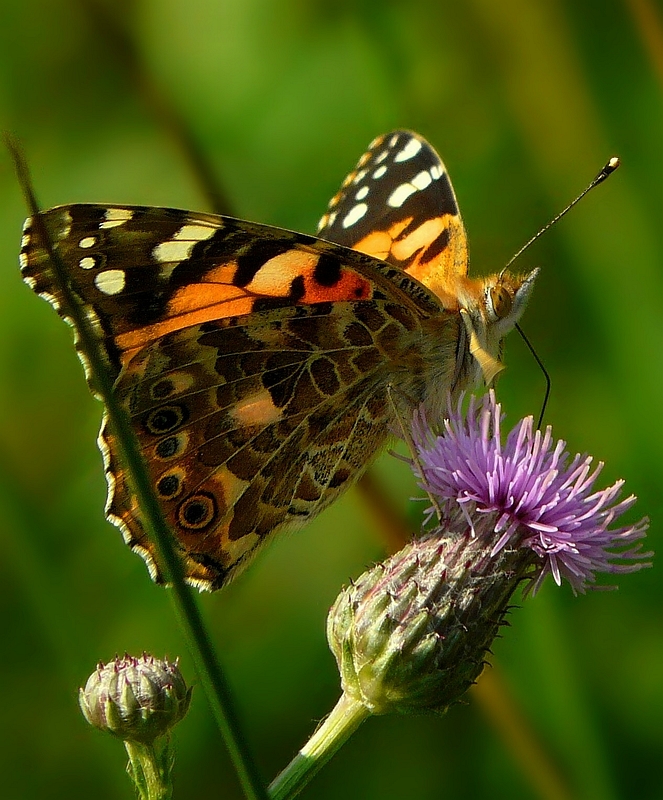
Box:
0, 0, 661, 798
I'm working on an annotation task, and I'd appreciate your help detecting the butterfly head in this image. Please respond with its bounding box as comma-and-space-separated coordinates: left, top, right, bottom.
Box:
457, 268, 538, 387
484, 267, 538, 334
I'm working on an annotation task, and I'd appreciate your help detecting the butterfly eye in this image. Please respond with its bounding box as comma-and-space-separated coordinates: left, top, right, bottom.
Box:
489, 285, 513, 319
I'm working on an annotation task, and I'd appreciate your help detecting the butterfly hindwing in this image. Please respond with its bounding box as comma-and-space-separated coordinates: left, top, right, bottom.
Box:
317, 130, 469, 303
103, 299, 427, 588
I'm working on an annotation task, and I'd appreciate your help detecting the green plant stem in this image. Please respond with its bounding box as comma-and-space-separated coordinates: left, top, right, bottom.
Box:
269, 693, 370, 800
125, 740, 172, 800
7, 138, 269, 800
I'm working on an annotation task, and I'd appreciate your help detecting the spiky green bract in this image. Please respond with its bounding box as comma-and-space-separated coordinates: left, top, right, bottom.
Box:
327, 509, 535, 715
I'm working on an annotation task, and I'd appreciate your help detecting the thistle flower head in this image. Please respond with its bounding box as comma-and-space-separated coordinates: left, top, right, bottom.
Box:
412, 390, 650, 594
79, 653, 191, 744
327, 392, 650, 718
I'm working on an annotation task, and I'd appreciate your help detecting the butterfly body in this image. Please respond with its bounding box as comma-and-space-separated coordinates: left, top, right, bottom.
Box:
20, 131, 535, 590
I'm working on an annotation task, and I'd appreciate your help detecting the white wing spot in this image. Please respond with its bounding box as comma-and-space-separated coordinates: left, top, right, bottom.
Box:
355, 186, 369, 201
21, 233, 30, 248
374, 150, 389, 165
94, 269, 126, 295
388, 134, 399, 148
327, 211, 337, 227
79, 257, 96, 270
317, 213, 329, 231
19, 252, 29, 270
179, 223, 216, 240
153, 223, 216, 263
394, 137, 423, 163
79, 236, 96, 249
388, 183, 418, 208
59, 212, 73, 239
430, 165, 443, 180
352, 169, 368, 184
372, 165, 387, 179
412, 170, 432, 191
100, 208, 134, 229
342, 203, 368, 229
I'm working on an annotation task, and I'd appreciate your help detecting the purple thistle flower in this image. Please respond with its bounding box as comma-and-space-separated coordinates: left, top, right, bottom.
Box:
412, 391, 650, 595
325, 392, 650, 724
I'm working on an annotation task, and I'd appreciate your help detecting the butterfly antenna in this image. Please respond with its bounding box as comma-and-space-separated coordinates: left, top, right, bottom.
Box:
502, 156, 620, 273
515, 324, 550, 429
504, 157, 619, 428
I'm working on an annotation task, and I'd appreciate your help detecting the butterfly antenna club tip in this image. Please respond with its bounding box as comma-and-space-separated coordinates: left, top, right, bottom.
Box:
504, 155, 621, 271
595, 156, 620, 184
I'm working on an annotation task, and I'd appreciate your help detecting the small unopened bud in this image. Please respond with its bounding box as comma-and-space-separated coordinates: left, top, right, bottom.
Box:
327, 522, 529, 716
79, 653, 191, 744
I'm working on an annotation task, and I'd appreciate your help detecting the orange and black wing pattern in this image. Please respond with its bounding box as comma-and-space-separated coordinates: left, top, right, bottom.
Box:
19, 203, 446, 589
317, 130, 469, 306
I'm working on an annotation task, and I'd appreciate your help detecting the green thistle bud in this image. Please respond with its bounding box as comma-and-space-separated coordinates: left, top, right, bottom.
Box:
79, 653, 192, 744
327, 524, 533, 715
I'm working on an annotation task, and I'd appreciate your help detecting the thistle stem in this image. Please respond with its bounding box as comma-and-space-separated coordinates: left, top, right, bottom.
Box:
269, 694, 370, 800
124, 740, 172, 800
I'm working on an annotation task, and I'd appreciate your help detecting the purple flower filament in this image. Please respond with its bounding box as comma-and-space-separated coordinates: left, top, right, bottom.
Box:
413, 391, 650, 594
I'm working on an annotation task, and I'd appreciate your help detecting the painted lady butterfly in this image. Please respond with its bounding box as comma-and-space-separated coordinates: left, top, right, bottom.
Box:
19, 131, 536, 590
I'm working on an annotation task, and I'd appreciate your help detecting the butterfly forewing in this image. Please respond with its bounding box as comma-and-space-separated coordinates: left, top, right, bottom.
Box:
317, 130, 469, 303
21, 204, 439, 375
